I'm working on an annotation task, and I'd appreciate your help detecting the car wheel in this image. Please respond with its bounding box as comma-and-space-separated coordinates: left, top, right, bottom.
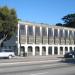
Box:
8, 55, 12, 59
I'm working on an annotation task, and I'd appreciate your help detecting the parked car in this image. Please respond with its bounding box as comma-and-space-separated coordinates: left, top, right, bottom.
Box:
0, 49, 15, 59
64, 50, 75, 58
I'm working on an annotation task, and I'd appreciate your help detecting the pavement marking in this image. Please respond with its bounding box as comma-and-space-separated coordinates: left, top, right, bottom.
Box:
0, 59, 61, 66
41, 64, 52, 67
31, 72, 48, 75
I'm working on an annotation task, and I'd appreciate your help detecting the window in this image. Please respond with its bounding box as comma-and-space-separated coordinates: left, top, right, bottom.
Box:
42, 27, 47, 36
54, 47, 58, 54
59, 29, 63, 37
48, 47, 52, 55
20, 25, 26, 35
74, 32, 75, 38
48, 28, 53, 37
28, 26, 33, 35
1, 49, 13, 52
64, 30, 68, 38
54, 29, 58, 37
35, 27, 40, 36
69, 31, 73, 38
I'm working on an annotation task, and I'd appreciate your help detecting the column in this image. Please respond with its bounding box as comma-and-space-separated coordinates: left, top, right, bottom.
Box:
47, 27, 48, 44
25, 45, 28, 53
40, 26, 42, 44
52, 28, 54, 44
33, 46, 35, 56
63, 47, 65, 55
63, 29, 65, 44
18, 44, 20, 56
40, 46, 42, 55
24, 45, 27, 56
52, 46, 54, 55
58, 47, 60, 55
72, 47, 74, 51
26, 25, 28, 44
52, 28, 54, 37
72, 31, 74, 44
17, 23, 20, 56
68, 46, 70, 52
46, 46, 48, 55
68, 30, 69, 45
33, 26, 35, 44
58, 29, 60, 44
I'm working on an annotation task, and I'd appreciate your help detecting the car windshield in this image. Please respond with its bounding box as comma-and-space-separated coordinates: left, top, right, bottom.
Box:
0, 49, 13, 52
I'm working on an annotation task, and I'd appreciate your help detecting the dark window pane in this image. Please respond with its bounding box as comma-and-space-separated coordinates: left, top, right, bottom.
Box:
48, 28, 53, 37
35, 27, 40, 36
54, 29, 58, 37
42, 27, 47, 36
20, 25, 26, 35
28, 26, 33, 35
59, 29, 63, 37
69, 31, 73, 38
65, 30, 68, 38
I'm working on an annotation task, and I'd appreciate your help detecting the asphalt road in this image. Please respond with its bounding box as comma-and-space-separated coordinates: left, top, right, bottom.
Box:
0, 61, 75, 75
0, 55, 63, 63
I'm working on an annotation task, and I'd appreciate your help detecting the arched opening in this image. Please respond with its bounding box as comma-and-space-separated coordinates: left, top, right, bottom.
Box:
42, 47, 46, 56
20, 46, 25, 56
70, 47, 73, 52
28, 46, 33, 56
54, 47, 58, 55
35, 46, 40, 56
48, 47, 52, 55
65, 47, 68, 53
60, 47, 63, 55
74, 47, 75, 52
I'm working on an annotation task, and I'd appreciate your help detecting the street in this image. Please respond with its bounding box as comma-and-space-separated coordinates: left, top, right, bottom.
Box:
0, 59, 75, 75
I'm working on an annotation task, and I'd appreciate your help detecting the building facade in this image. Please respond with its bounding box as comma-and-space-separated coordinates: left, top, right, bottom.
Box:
18, 21, 75, 56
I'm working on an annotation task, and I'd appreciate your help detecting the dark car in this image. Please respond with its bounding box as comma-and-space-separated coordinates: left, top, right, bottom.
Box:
64, 51, 75, 58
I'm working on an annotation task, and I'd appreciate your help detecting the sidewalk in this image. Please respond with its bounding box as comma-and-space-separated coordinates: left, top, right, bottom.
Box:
14, 55, 63, 60
0, 55, 63, 64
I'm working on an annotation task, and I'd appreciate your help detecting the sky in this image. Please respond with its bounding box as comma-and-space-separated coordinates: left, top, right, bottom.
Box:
0, 0, 75, 24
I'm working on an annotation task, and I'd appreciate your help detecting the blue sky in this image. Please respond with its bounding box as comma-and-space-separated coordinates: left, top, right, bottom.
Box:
0, 0, 75, 24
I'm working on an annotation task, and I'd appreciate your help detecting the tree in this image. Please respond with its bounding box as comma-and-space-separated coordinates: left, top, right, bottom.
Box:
0, 6, 18, 45
62, 13, 75, 28
56, 23, 63, 26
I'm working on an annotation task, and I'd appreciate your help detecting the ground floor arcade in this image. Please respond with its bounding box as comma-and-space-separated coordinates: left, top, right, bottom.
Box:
18, 44, 75, 56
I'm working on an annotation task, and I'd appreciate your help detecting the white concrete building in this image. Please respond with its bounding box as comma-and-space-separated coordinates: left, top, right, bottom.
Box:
17, 21, 75, 56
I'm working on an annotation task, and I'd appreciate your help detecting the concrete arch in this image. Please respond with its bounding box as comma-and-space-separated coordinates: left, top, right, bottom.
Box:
42, 46, 46, 56
20, 46, 25, 56
28, 46, 33, 56
60, 47, 63, 55
65, 47, 68, 53
69, 47, 73, 52
54, 47, 58, 55
35, 46, 40, 56
48, 47, 52, 55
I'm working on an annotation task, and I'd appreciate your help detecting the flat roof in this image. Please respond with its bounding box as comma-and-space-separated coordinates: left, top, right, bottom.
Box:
18, 21, 75, 31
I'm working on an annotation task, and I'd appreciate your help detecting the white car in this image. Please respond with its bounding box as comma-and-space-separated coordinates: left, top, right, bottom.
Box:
0, 49, 15, 59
